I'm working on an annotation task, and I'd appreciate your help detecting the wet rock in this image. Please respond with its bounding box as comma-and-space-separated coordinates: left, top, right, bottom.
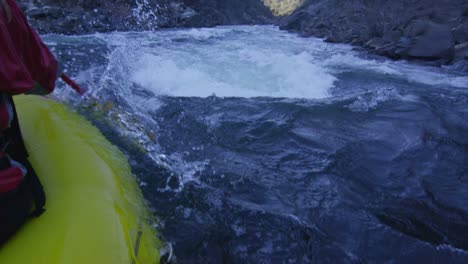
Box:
17, 0, 179, 34
12, 0, 468, 69
453, 21, 468, 44
178, 0, 275, 27
365, 37, 386, 50
280, 0, 466, 66
404, 21, 455, 61
17, 0, 275, 34
280, 0, 371, 44
454, 42, 468, 60
382, 30, 402, 43
404, 19, 428, 38
26, 7, 63, 19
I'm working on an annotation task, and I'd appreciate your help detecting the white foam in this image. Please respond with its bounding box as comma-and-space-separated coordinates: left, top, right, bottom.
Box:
181, 27, 234, 40
126, 27, 466, 100
131, 55, 240, 97
45, 25, 468, 194
130, 50, 336, 98
323, 54, 468, 89
409, 74, 468, 89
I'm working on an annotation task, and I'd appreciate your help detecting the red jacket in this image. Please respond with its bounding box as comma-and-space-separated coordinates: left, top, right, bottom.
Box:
0, 0, 58, 95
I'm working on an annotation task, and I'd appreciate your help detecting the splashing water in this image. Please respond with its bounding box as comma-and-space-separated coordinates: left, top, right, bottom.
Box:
46, 26, 468, 263
132, 0, 161, 30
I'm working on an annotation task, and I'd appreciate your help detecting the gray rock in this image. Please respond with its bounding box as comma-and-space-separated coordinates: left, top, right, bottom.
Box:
457, 42, 468, 49
406, 22, 454, 61
397, 37, 412, 48
179, 7, 196, 20
26, 7, 63, 19
453, 21, 468, 44
404, 19, 428, 38
179, 0, 275, 27
454, 42, 468, 60
12, 0, 468, 69
382, 30, 402, 43
18, 0, 275, 34
365, 37, 386, 50
280, 0, 465, 66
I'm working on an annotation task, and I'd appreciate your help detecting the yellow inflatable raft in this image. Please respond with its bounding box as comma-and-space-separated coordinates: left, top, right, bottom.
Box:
0, 95, 162, 264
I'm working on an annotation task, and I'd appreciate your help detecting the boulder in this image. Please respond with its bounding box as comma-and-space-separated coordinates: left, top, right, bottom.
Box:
179, 0, 275, 27
17, 0, 178, 33
375, 37, 410, 59
364, 37, 386, 50
279, 0, 465, 66
454, 42, 468, 60
453, 21, 468, 44
404, 20, 455, 61
26, 7, 63, 19
382, 30, 402, 43
404, 20, 428, 38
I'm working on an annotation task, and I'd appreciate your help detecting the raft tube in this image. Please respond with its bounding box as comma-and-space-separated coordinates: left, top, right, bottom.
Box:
0, 95, 161, 264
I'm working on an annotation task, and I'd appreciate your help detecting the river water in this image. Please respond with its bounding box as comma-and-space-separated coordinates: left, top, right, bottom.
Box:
44, 25, 467, 263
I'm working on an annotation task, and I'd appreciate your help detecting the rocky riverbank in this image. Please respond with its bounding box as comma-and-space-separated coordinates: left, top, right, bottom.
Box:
17, 0, 188, 34
175, 0, 274, 27
279, 0, 468, 69
17, 0, 274, 34
18, 0, 468, 70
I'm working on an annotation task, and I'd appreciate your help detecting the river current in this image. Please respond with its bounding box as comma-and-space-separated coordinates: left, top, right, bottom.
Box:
45, 26, 467, 263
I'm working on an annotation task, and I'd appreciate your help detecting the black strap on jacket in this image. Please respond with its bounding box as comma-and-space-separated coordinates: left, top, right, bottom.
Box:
3, 96, 45, 216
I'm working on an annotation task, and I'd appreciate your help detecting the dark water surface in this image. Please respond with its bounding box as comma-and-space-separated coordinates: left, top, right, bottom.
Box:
46, 26, 468, 263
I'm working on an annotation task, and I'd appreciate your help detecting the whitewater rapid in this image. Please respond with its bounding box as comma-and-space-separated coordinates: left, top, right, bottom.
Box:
45, 25, 468, 263
49, 25, 467, 101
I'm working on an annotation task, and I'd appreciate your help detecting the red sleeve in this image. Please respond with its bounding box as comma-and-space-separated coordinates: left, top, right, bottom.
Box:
0, 0, 58, 95
15, 1, 58, 94
0, 16, 35, 94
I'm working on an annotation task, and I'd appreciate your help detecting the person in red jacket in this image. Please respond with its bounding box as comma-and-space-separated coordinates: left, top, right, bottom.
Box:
0, 0, 58, 95
0, 0, 61, 245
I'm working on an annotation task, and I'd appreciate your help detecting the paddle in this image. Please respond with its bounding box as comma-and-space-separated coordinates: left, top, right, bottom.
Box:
60, 73, 85, 95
